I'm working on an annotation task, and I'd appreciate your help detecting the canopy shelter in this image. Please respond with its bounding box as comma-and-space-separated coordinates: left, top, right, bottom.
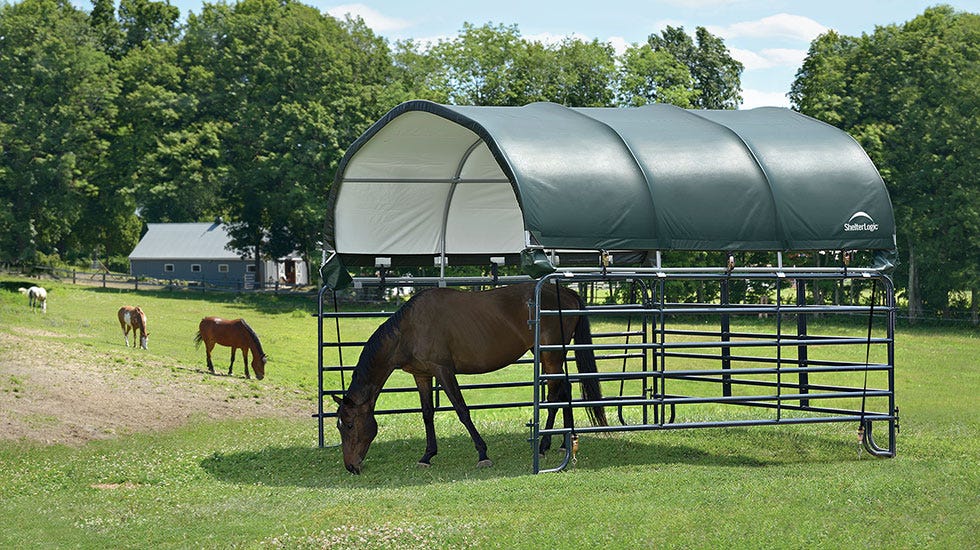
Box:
324, 100, 896, 275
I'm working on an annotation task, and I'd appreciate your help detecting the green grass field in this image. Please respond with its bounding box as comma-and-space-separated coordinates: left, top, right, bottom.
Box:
0, 277, 977, 548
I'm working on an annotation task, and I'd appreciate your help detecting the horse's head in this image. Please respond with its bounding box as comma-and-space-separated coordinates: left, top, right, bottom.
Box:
140, 334, 149, 350
333, 394, 378, 474
253, 354, 267, 380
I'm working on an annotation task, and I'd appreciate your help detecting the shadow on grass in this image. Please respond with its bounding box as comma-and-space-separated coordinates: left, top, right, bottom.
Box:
199, 426, 860, 489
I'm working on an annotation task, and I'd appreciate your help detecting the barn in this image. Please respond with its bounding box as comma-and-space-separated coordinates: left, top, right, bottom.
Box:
318, 100, 899, 472
129, 221, 309, 288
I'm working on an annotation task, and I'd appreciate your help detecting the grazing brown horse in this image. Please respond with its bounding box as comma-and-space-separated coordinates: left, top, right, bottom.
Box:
117, 305, 149, 349
334, 282, 608, 474
194, 317, 267, 380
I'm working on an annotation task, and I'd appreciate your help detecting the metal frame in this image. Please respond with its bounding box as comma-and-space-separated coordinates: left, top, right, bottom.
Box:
316, 266, 897, 473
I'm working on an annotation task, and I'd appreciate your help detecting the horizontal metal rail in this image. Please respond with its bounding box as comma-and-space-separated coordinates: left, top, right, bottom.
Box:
318, 269, 897, 473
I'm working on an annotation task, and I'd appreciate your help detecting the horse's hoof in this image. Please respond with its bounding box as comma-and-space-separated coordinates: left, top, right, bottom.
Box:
476, 459, 493, 468
416, 461, 431, 468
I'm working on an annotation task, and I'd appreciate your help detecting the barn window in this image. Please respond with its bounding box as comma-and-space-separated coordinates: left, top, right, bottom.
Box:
164, 264, 174, 273
246, 264, 257, 273
218, 264, 229, 273
190, 264, 201, 273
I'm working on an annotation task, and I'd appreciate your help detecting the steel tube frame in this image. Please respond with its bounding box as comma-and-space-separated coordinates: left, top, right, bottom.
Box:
316, 269, 897, 473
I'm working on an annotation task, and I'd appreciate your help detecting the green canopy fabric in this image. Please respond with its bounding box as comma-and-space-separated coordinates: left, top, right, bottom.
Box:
325, 100, 896, 268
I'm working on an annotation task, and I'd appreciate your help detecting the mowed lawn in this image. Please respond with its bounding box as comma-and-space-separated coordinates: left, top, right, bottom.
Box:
0, 278, 977, 548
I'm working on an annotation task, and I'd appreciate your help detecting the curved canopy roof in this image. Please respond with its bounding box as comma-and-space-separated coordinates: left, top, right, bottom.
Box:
326, 100, 896, 267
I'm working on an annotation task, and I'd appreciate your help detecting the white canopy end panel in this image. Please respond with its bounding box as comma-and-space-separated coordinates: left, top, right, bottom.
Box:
331, 109, 525, 267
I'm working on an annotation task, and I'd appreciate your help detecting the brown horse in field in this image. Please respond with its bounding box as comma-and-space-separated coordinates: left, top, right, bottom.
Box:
334, 281, 607, 474
194, 317, 267, 380
118, 305, 149, 349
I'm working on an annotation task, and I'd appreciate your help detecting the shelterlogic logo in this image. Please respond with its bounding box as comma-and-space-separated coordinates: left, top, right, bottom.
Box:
844, 211, 879, 232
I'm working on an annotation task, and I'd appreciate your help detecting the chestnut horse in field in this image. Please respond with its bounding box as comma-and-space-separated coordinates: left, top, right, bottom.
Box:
118, 305, 149, 349
334, 281, 607, 474
194, 317, 267, 380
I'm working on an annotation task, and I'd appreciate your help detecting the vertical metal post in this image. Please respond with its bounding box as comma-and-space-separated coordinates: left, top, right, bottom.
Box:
885, 276, 897, 455
530, 281, 544, 474
775, 276, 783, 420
720, 279, 732, 397
317, 286, 326, 448
796, 280, 810, 407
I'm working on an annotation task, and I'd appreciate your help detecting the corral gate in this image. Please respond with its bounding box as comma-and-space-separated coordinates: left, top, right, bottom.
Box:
317, 100, 900, 472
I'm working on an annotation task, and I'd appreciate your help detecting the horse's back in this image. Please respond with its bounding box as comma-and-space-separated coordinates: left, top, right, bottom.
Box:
397, 283, 552, 373
198, 317, 248, 347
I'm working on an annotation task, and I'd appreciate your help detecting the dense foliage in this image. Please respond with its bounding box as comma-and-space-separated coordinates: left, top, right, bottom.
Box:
790, 6, 979, 321
0, 0, 975, 320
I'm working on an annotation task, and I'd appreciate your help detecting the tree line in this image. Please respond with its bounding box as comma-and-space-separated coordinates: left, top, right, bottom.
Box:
791, 5, 978, 321
0, 0, 975, 321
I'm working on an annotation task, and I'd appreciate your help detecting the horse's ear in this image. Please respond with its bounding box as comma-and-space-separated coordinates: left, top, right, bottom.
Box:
332, 395, 344, 406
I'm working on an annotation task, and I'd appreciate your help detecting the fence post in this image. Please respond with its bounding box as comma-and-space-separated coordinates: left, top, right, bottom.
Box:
102, 271, 106, 288
73, 270, 76, 284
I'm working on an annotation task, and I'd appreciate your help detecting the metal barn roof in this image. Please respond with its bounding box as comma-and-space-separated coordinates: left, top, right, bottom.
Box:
325, 100, 896, 267
128, 222, 243, 261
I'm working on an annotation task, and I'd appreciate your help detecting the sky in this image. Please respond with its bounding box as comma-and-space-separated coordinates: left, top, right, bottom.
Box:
107, 0, 980, 109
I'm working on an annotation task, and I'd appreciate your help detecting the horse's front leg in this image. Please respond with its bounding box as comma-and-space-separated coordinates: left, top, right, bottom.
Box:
413, 374, 438, 466
433, 367, 491, 468
242, 350, 251, 379
228, 348, 236, 376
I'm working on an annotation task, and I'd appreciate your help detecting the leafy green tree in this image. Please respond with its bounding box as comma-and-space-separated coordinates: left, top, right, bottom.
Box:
547, 38, 617, 107
117, 0, 179, 53
791, 6, 980, 321
89, 0, 124, 57
0, 0, 118, 262
617, 42, 697, 107
424, 22, 532, 106
398, 23, 618, 108
648, 26, 743, 109
179, 0, 398, 271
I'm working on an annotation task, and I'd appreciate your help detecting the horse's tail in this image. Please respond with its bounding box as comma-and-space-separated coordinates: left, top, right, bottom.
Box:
193, 331, 203, 348
573, 301, 608, 427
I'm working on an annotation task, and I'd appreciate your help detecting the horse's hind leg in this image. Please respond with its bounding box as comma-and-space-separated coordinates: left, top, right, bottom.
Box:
539, 352, 574, 455
539, 378, 570, 455
413, 374, 438, 466
432, 367, 491, 468
205, 342, 216, 373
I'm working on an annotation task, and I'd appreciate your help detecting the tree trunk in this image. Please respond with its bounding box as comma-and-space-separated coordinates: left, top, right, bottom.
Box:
907, 238, 922, 324
253, 242, 263, 290
972, 287, 979, 326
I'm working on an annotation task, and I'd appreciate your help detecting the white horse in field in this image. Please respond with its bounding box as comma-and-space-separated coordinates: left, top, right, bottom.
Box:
19, 286, 47, 313
118, 305, 149, 349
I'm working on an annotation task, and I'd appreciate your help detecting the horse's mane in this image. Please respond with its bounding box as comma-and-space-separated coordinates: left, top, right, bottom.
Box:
350, 291, 427, 385
239, 319, 265, 357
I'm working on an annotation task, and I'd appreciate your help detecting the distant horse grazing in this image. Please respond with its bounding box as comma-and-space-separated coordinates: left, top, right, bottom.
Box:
334, 281, 608, 474
194, 317, 267, 380
18, 286, 47, 313
118, 306, 149, 349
